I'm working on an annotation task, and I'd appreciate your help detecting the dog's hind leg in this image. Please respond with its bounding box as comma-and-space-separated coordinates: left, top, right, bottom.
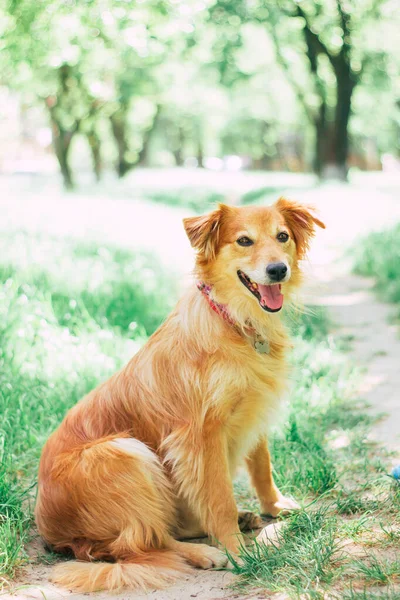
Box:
36, 436, 226, 592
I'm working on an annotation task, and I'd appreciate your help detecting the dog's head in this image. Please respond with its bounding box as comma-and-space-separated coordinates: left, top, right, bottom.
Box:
184, 198, 325, 317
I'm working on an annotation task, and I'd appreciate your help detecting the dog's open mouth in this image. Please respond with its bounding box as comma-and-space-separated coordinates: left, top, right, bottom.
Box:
237, 270, 284, 313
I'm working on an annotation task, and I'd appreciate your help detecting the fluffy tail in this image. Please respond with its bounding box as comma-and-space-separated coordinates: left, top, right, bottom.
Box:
51, 550, 191, 593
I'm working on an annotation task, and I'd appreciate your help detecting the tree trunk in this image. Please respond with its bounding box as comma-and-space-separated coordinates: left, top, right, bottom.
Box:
173, 148, 184, 167
138, 106, 160, 166
317, 74, 354, 180
314, 100, 327, 177
172, 126, 185, 166
332, 74, 354, 180
294, 4, 357, 180
110, 109, 135, 178
87, 131, 102, 182
197, 143, 204, 168
138, 133, 151, 166
50, 121, 75, 189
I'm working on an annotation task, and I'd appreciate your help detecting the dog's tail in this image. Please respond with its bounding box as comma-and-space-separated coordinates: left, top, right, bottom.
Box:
51, 549, 191, 593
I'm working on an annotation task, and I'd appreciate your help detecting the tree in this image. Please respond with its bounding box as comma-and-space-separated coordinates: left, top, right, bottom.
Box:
277, 0, 375, 179
1, 0, 172, 186
208, 0, 394, 178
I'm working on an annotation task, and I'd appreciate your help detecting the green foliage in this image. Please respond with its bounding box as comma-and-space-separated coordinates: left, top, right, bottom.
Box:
353, 224, 400, 305
208, 0, 400, 175
2, 0, 399, 185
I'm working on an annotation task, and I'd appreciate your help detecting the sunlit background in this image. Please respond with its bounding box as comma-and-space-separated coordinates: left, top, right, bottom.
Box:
1, 0, 400, 596
1, 0, 400, 182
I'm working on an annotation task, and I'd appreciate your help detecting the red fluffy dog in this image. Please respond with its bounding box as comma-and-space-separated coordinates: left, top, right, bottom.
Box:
35, 198, 324, 592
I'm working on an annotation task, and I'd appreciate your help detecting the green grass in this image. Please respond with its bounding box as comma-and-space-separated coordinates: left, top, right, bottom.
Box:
0, 232, 177, 337
231, 507, 341, 593
343, 587, 400, 599
353, 224, 400, 307
0, 455, 31, 579
352, 555, 400, 586
0, 228, 398, 598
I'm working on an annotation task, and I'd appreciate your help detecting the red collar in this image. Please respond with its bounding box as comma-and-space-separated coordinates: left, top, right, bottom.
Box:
196, 281, 271, 353
196, 282, 276, 355
196, 281, 271, 354
196, 281, 237, 327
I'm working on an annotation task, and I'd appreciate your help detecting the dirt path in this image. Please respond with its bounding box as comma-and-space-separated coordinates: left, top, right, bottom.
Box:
313, 272, 400, 456
4, 177, 400, 599
303, 183, 400, 456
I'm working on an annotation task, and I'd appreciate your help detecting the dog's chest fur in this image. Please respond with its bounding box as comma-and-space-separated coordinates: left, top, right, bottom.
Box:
215, 346, 288, 472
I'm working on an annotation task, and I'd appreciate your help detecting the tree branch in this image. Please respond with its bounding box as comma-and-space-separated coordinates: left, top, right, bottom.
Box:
336, 0, 350, 35
336, 0, 352, 64
269, 25, 315, 124
296, 4, 339, 71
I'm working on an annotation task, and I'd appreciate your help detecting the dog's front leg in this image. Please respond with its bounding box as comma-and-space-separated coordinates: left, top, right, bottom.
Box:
167, 426, 243, 555
245, 437, 300, 517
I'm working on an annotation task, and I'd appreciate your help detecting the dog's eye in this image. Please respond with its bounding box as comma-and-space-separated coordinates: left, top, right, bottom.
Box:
236, 236, 254, 247
277, 232, 289, 243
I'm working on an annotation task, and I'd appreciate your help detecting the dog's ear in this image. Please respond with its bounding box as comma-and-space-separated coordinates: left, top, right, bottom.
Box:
276, 197, 325, 258
183, 208, 221, 260
183, 205, 230, 260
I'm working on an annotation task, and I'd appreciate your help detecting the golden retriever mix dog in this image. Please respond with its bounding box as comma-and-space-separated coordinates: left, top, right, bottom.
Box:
35, 198, 324, 592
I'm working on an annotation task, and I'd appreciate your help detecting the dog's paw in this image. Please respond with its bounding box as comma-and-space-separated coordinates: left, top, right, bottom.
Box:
185, 543, 228, 569
238, 511, 263, 531
261, 495, 300, 518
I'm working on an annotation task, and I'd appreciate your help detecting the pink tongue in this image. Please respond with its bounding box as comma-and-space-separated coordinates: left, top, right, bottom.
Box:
258, 284, 283, 310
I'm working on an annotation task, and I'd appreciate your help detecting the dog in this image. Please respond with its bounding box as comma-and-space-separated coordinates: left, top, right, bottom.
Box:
35, 198, 325, 592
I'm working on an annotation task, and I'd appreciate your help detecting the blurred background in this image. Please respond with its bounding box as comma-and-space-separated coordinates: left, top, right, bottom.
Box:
2, 1, 400, 595
1, 0, 400, 186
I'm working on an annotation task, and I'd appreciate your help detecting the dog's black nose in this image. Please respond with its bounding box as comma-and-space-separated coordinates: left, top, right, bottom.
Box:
266, 262, 288, 282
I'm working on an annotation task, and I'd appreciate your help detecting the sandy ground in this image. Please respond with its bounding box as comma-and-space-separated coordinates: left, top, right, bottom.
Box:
5, 560, 252, 600
1, 170, 400, 599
